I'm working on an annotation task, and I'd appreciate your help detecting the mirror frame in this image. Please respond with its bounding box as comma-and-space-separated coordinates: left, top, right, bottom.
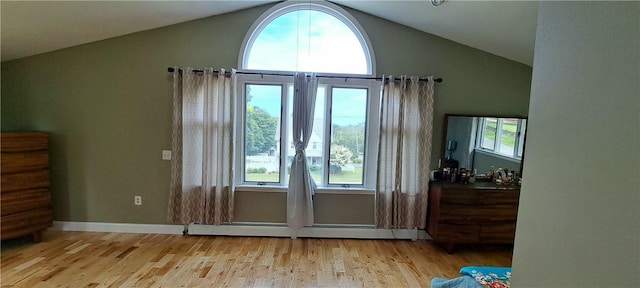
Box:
441, 113, 528, 173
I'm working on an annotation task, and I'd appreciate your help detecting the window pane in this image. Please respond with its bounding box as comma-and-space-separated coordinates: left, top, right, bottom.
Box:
498, 118, 518, 156
245, 84, 281, 182
286, 86, 326, 185
517, 119, 527, 157
329, 88, 367, 185
246, 9, 368, 74
481, 117, 497, 149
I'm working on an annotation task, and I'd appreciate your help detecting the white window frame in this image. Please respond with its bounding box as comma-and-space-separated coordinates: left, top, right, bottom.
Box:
319, 78, 380, 189
476, 117, 527, 160
235, 74, 380, 190
236, 74, 291, 187
234, 1, 378, 192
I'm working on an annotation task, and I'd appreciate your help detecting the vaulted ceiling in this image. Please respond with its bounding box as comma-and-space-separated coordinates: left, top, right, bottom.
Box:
0, 1, 538, 65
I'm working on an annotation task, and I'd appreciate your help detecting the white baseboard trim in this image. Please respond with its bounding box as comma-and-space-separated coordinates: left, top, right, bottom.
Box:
52, 221, 184, 235
52, 221, 429, 240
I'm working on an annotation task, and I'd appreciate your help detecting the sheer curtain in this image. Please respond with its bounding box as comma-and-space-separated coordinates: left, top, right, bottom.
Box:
287, 73, 319, 232
376, 75, 435, 229
168, 68, 236, 225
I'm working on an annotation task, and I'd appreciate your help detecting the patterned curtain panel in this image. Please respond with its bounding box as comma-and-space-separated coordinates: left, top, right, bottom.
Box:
376, 76, 434, 229
287, 73, 319, 232
168, 68, 236, 225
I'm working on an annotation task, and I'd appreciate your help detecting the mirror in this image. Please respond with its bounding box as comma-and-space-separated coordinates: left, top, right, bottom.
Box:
441, 114, 527, 174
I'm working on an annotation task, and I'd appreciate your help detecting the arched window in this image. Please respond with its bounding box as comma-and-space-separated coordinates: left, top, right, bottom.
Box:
236, 2, 380, 189
239, 1, 374, 75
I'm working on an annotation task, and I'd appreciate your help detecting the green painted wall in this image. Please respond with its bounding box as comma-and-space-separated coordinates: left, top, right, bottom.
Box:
1, 4, 531, 224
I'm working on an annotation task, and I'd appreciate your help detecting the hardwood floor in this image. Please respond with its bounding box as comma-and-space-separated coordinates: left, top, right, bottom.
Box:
1, 230, 512, 287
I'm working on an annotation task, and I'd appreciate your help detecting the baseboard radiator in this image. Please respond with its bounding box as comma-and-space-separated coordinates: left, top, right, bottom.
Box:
53, 221, 428, 240
188, 223, 426, 240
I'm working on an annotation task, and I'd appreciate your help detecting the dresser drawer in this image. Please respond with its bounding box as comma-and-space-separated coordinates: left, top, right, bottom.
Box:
440, 189, 477, 205
0, 189, 52, 216
1, 169, 50, 193
439, 205, 480, 224
473, 206, 519, 222
479, 224, 517, 243
434, 224, 479, 243
477, 190, 519, 205
1, 207, 53, 240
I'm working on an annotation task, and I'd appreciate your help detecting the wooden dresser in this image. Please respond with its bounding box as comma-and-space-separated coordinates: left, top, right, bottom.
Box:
427, 181, 520, 253
1, 132, 53, 242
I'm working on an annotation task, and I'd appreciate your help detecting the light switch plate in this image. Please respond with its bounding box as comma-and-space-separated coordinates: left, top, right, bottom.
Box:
162, 150, 172, 160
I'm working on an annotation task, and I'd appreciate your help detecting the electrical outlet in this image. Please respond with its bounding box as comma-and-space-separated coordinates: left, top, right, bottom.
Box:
162, 150, 172, 160
134, 196, 142, 206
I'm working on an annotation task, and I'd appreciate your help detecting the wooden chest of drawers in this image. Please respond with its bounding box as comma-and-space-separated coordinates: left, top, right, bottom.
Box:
1, 132, 53, 242
427, 181, 520, 252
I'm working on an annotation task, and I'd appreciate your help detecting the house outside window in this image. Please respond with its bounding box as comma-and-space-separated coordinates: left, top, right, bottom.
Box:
236, 1, 378, 189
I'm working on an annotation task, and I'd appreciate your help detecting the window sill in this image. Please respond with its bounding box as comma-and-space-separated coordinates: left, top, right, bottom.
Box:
316, 187, 374, 195
235, 185, 287, 193
235, 185, 374, 195
475, 149, 522, 163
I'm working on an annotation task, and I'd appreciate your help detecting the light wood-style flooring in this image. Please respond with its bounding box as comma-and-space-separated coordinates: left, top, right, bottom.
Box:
1, 230, 512, 287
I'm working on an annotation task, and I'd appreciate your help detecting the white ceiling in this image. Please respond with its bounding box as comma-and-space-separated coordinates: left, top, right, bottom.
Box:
0, 1, 538, 65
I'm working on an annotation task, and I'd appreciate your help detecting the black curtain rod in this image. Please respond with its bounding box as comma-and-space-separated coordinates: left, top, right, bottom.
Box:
167, 67, 443, 83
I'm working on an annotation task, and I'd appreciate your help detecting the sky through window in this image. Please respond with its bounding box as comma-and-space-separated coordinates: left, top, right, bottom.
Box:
245, 8, 369, 74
